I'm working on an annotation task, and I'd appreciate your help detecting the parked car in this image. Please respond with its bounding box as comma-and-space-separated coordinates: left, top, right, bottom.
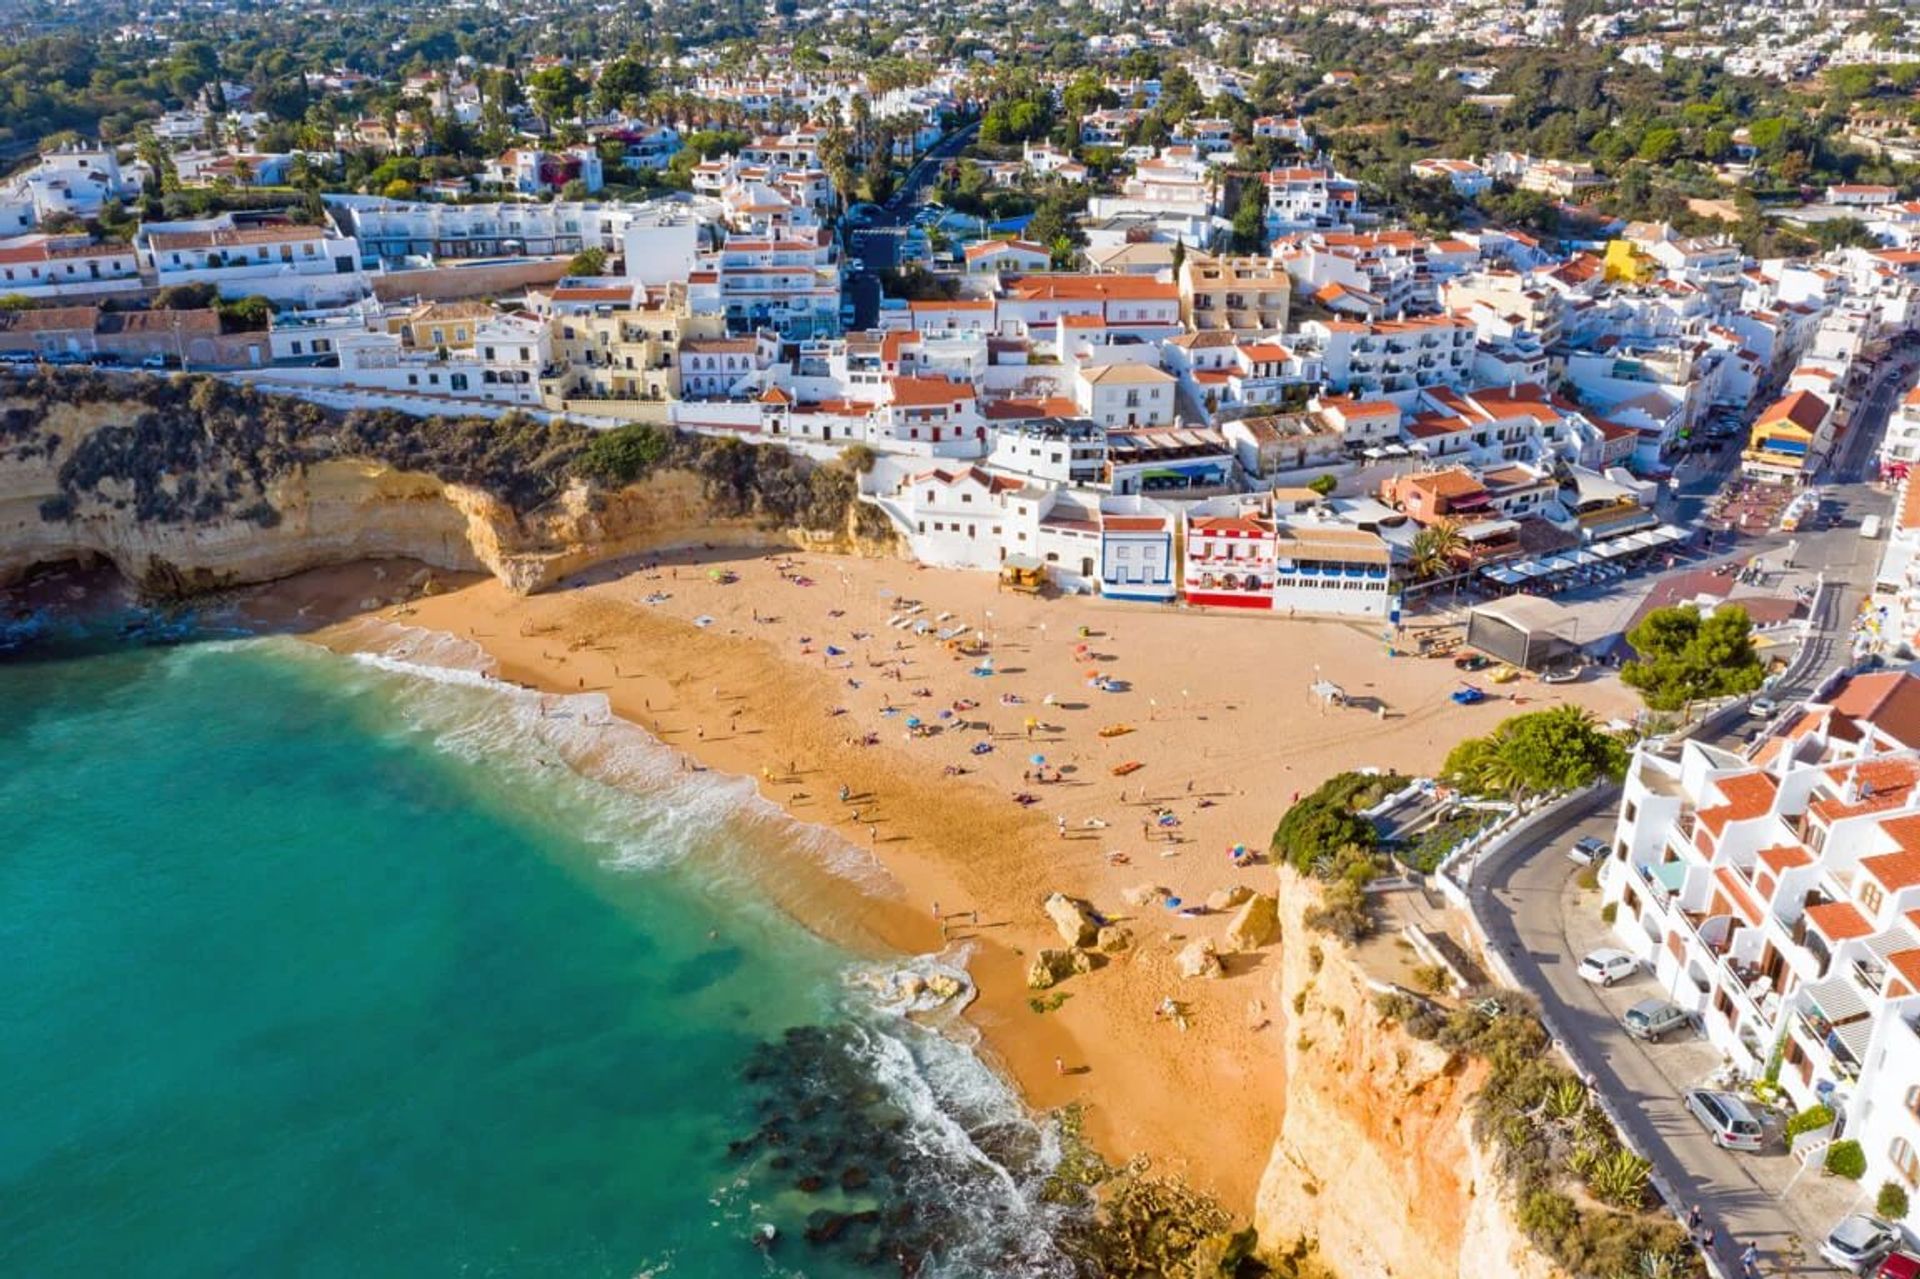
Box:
140, 353, 172, 369
1576, 949, 1638, 986
1750, 696, 1779, 718
1566, 836, 1606, 867
1622, 999, 1689, 1042
1821, 1216, 1900, 1274
1876, 1252, 1920, 1279
1683, 1088, 1765, 1151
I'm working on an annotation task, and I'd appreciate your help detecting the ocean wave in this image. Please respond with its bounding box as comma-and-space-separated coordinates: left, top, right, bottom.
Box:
294, 621, 899, 895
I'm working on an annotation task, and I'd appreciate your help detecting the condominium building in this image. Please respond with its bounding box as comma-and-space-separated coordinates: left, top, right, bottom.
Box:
1599, 672, 1920, 1225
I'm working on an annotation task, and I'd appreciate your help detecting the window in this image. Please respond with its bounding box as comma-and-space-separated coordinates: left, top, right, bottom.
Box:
1893, 1137, 1920, 1188
1861, 881, 1885, 915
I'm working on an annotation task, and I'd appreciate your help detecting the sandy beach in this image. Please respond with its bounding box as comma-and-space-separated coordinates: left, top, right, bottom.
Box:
290, 548, 1637, 1216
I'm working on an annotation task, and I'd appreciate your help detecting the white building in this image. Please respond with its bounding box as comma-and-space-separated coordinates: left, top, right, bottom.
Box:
1598, 676, 1920, 1230
136, 214, 365, 304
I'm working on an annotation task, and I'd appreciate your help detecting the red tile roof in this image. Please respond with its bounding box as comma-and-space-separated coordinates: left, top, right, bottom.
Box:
1805, 900, 1873, 941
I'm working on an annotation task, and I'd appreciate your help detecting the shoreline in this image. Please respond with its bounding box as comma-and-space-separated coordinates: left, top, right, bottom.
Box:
243, 548, 1638, 1219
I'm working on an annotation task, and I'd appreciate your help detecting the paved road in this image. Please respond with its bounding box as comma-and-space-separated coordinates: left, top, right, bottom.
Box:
1469, 799, 1857, 1276
885, 121, 978, 214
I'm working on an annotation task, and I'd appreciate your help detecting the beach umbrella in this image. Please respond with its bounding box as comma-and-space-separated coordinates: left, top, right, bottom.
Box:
1029, 753, 1046, 765
1164, 897, 1183, 909
906, 716, 922, 728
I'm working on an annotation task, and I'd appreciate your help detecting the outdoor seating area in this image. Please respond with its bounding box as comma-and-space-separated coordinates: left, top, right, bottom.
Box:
1477, 525, 1693, 595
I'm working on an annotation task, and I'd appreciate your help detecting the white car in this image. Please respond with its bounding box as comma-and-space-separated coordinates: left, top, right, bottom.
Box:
1750, 696, 1779, 719
1576, 949, 1638, 986
1820, 1215, 1899, 1274
1567, 836, 1606, 867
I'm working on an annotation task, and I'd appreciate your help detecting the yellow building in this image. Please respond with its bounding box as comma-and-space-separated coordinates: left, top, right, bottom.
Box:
535, 280, 726, 406
387, 300, 497, 352
1178, 253, 1292, 332
1601, 239, 1656, 285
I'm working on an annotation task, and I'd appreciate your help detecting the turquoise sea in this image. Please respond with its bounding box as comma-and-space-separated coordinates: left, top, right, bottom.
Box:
0, 623, 1083, 1278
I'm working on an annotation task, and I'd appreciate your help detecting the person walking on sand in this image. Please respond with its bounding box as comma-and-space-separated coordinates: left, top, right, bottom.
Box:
1054, 1057, 1065, 1076
1057, 815, 1067, 840
868, 824, 878, 846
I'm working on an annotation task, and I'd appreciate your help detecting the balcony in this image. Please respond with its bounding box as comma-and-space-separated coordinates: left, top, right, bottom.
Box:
1793, 1010, 1863, 1083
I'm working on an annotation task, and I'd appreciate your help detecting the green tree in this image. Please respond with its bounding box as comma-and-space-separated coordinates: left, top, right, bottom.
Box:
595, 56, 652, 114
1620, 605, 1766, 711
1637, 128, 1682, 164
1407, 519, 1464, 581
528, 65, 588, 127
565, 246, 608, 276
1877, 1181, 1910, 1222
1443, 707, 1628, 802
1307, 474, 1338, 497
1231, 181, 1266, 252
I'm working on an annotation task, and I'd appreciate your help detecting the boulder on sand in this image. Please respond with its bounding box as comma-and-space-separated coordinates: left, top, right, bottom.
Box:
1043, 892, 1100, 948
1122, 883, 1171, 907
1224, 893, 1280, 951
1028, 948, 1078, 989
1175, 937, 1224, 979
1205, 885, 1255, 913
1096, 924, 1134, 953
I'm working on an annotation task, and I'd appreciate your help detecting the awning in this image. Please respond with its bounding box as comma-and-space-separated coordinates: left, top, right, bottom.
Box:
1805, 974, 1869, 1023
1649, 860, 1687, 893
1835, 1016, 1875, 1063
1594, 539, 1635, 558
1652, 524, 1689, 544
1483, 566, 1523, 584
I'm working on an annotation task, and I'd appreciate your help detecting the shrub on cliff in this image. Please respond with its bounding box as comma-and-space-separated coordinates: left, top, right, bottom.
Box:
1270, 771, 1396, 875
573, 423, 670, 486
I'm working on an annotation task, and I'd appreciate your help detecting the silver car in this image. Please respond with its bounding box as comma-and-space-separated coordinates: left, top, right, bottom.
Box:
1820, 1215, 1899, 1274
1622, 999, 1689, 1042
1684, 1088, 1764, 1151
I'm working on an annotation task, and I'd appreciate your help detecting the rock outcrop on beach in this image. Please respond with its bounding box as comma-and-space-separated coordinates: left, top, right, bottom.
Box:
1252, 872, 1562, 1279
1042, 892, 1100, 948
0, 371, 896, 599
1223, 892, 1280, 952
1175, 937, 1224, 979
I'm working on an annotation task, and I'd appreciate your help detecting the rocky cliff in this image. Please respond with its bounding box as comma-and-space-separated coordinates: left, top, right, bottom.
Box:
0, 373, 893, 598
1255, 877, 1563, 1279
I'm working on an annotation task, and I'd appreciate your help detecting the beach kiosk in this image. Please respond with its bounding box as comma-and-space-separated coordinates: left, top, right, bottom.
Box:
999, 554, 1047, 595
1464, 595, 1582, 672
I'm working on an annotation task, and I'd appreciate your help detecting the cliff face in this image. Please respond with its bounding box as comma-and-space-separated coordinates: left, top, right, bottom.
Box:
0, 386, 891, 598
1256, 878, 1562, 1279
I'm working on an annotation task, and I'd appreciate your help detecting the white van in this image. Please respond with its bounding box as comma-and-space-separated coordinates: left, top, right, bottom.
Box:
1861, 514, 1883, 540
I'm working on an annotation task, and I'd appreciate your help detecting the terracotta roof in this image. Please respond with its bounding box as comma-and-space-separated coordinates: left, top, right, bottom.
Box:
1757, 844, 1813, 874
1756, 390, 1829, 434
1889, 949, 1920, 997
889, 376, 974, 407
1827, 673, 1920, 748
1805, 900, 1873, 941
1863, 849, 1920, 892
